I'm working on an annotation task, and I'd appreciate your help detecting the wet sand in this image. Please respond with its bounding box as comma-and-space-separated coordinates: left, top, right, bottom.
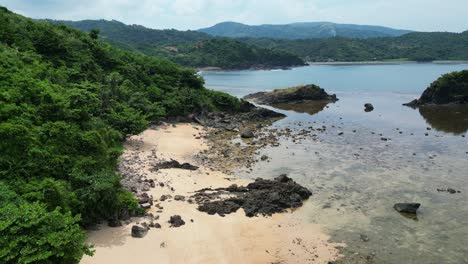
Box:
81, 123, 342, 264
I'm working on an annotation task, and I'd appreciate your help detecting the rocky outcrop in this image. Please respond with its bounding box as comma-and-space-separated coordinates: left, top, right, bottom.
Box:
404, 70, 468, 106
243, 84, 338, 105
193, 175, 312, 217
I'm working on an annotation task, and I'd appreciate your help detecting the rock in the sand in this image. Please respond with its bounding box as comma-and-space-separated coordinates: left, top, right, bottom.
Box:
168, 215, 185, 227
194, 175, 312, 217
131, 225, 149, 238
364, 103, 374, 112
240, 129, 255, 139
260, 155, 269, 161
108, 219, 122, 227
174, 195, 186, 201
153, 160, 198, 171
394, 203, 421, 214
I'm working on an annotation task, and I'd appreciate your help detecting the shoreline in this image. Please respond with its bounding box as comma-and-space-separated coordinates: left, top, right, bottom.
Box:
198, 61, 468, 73
81, 123, 343, 264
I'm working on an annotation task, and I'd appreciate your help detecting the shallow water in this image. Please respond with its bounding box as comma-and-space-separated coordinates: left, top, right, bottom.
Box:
201, 64, 468, 264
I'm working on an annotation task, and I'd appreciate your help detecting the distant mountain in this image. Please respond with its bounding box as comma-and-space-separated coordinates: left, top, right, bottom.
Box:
241, 31, 468, 62
49, 19, 305, 69
198, 21, 413, 39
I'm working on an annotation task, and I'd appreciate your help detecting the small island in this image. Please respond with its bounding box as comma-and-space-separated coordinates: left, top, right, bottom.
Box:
405, 70, 468, 106
243, 84, 338, 105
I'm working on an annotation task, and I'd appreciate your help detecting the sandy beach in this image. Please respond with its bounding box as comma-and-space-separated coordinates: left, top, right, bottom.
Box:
81, 123, 342, 264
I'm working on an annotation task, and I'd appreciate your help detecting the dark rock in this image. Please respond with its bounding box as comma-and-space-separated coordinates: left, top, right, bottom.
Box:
364, 103, 374, 112
153, 160, 198, 171
168, 215, 185, 227
108, 219, 122, 227
174, 195, 185, 201
260, 155, 269, 161
243, 84, 338, 105
394, 203, 421, 214
360, 234, 370, 242
160, 194, 171, 201
131, 225, 148, 238
194, 175, 312, 217
241, 130, 255, 139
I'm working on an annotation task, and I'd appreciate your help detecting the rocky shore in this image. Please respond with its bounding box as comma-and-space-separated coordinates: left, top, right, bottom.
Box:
243, 84, 338, 105
81, 108, 343, 263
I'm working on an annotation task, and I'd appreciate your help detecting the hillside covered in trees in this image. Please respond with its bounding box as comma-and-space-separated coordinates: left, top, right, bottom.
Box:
0, 7, 244, 263
198, 21, 412, 39
241, 31, 468, 62
51, 19, 305, 69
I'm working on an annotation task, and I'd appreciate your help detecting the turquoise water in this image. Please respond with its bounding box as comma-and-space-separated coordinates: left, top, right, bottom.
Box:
201, 64, 468, 264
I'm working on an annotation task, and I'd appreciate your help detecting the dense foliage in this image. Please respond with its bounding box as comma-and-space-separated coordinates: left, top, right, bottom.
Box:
418, 70, 468, 104
241, 31, 468, 62
198, 21, 412, 39
51, 19, 305, 69
0, 7, 243, 263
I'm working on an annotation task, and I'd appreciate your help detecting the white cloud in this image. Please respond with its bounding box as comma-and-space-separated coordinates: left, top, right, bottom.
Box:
0, 0, 467, 32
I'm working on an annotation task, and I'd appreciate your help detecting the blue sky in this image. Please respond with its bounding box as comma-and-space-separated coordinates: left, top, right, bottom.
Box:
1, 0, 467, 32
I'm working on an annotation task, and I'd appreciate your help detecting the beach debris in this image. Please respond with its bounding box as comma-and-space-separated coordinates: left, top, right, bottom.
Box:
394, 203, 421, 214
131, 224, 149, 238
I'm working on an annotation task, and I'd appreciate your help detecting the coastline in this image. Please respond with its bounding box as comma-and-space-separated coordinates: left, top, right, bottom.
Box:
81, 123, 343, 264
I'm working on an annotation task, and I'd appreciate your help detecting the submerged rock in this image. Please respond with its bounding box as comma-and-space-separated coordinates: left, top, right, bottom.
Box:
131, 225, 149, 238
194, 175, 312, 217
394, 203, 421, 214
364, 103, 374, 112
243, 84, 338, 105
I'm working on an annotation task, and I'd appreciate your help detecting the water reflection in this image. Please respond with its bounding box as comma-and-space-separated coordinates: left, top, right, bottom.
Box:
271, 100, 333, 116
418, 105, 468, 134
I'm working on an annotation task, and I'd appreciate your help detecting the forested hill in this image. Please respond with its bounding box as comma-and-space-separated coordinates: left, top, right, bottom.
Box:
240, 31, 468, 62
49, 19, 305, 69
0, 7, 243, 263
198, 21, 412, 39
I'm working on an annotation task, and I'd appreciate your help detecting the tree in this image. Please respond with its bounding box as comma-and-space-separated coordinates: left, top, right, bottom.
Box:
89, 28, 99, 40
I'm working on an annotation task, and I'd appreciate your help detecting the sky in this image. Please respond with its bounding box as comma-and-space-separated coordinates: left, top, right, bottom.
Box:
1, 0, 467, 32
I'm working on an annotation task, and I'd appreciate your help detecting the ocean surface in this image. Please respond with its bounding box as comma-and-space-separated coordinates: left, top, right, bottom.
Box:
201, 63, 468, 264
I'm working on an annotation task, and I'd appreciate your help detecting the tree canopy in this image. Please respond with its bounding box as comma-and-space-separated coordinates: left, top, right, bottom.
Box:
0, 7, 243, 263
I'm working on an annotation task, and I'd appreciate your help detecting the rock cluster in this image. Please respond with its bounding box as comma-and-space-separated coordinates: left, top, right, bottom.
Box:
193, 175, 312, 217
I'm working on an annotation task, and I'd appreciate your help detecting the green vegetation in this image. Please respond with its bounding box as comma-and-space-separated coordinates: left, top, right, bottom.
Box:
241, 31, 468, 62
418, 70, 468, 104
198, 21, 412, 39
0, 7, 243, 263
51, 19, 305, 69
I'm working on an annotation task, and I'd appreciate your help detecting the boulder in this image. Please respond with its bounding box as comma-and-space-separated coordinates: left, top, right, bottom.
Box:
131, 225, 148, 238
394, 203, 421, 214
364, 103, 374, 112
168, 215, 185, 227
240, 129, 255, 139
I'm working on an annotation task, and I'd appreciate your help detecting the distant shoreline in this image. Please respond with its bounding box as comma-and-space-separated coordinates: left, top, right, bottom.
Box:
198, 61, 468, 73
307, 60, 468, 66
